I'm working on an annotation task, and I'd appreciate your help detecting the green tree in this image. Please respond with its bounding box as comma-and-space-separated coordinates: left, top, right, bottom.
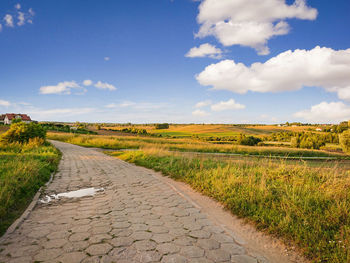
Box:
339, 130, 350, 153
155, 123, 169, 129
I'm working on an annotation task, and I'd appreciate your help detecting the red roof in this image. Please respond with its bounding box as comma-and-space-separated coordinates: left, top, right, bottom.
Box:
4, 113, 31, 121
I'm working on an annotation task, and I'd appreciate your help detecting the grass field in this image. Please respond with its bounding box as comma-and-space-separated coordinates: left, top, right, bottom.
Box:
48, 132, 346, 158
102, 124, 319, 138
0, 140, 61, 236
108, 149, 350, 262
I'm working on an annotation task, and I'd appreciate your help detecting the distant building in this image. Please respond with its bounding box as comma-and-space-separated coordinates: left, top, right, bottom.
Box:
315, 128, 322, 132
2, 113, 32, 125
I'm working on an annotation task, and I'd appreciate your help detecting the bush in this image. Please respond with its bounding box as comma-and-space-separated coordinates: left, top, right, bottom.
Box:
339, 130, 350, 153
155, 123, 169, 129
0, 122, 46, 144
237, 134, 262, 146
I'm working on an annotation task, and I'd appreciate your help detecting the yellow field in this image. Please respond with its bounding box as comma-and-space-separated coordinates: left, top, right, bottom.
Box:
102, 124, 318, 137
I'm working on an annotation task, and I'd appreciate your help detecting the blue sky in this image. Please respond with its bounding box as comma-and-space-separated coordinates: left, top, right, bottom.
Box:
0, 0, 349, 123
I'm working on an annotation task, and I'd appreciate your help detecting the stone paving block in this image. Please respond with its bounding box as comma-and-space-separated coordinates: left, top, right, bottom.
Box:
133, 240, 157, 251
180, 245, 205, 258
161, 254, 188, 263
151, 233, 174, 243
134, 250, 162, 262
189, 230, 211, 239
44, 238, 67, 249
56, 251, 87, 263
156, 242, 181, 255
206, 249, 232, 262
85, 243, 113, 256
231, 255, 258, 263
88, 233, 112, 244
197, 239, 220, 250
33, 248, 63, 261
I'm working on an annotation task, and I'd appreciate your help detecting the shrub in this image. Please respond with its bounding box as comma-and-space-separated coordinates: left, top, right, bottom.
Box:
339, 130, 350, 153
237, 134, 262, 146
155, 123, 169, 129
0, 122, 46, 144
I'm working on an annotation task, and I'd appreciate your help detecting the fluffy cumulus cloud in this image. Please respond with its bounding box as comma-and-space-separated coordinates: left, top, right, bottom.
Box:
185, 43, 223, 59
17, 12, 25, 26
211, 99, 245, 111
294, 102, 350, 123
196, 0, 317, 54
197, 46, 350, 100
195, 100, 212, 108
94, 81, 116, 91
83, 79, 93, 86
0, 99, 11, 107
39, 81, 85, 95
4, 14, 14, 27
1, 4, 35, 30
192, 109, 209, 117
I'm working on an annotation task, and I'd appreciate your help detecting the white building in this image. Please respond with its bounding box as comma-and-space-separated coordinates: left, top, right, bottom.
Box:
1, 113, 32, 125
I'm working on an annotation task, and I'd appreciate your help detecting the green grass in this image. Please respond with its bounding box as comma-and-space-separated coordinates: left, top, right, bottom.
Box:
110, 149, 350, 262
0, 141, 61, 236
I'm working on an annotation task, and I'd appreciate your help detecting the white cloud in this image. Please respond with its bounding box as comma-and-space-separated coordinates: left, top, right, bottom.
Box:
39, 81, 84, 95
185, 43, 223, 59
0, 99, 11, 107
28, 108, 95, 119
83, 79, 93, 86
196, 46, 350, 100
104, 102, 134, 108
294, 102, 350, 123
192, 109, 209, 117
105, 101, 168, 110
104, 57, 110, 61
4, 14, 14, 27
119, 101, 136, 107
94, 81, 116, 91
105, 103, 118, 109
1, 7, 35, 31
17, 12, 25, 26
196, 0, 317, 54
211, 99, 245, 111
195, 100, 212, 108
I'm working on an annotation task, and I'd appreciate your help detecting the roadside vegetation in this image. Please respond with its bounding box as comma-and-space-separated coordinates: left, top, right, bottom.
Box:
0, 122, 61, 236
109, 148, 350, 262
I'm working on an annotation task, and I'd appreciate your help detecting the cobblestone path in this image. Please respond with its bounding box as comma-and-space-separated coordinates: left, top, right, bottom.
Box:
0, 141, 266, 263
